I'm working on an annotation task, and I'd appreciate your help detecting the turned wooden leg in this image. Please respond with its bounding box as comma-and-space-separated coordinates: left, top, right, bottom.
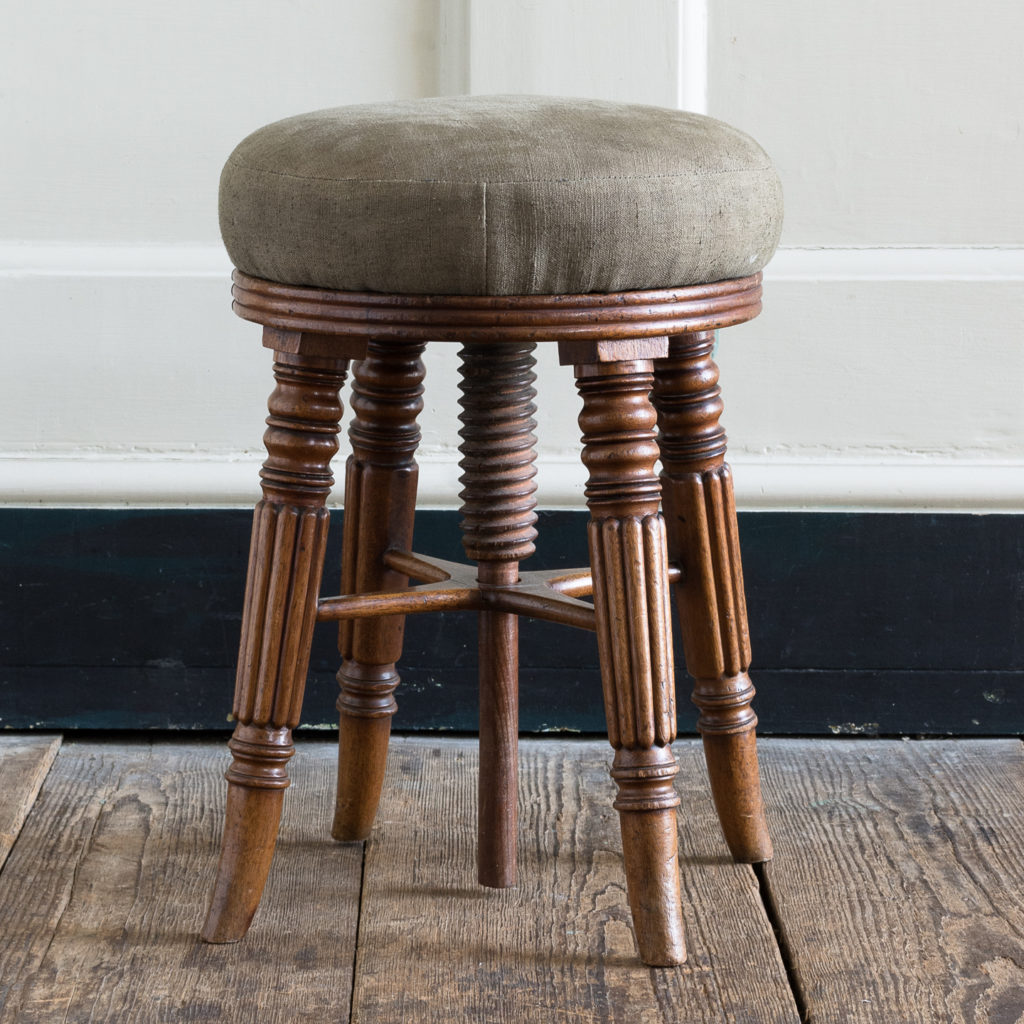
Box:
333, 340, 426, 841
458, 342, 539, 888
652, 331, 772, 864
202, 347, 349, 943
572, 354, 685, 967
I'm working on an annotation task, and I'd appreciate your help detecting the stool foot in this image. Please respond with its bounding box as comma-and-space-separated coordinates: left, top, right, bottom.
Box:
332, 662, 399, 842
574, 356, 686, 966
653, 333, 772, 865
619, 809, 686, 966
702, 729, 772, 863
202, 722, 297, 942
613, 749, 686, 966
201, 781, 285, 943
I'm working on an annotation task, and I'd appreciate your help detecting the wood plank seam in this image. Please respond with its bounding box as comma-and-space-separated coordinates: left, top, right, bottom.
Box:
0, 736, 63, 875
753, 862, 811, 1023
348, 840, 369, 1024
350, 737, 801, 1021
753, 739, 1024, 1023
0, 742, 144, 1023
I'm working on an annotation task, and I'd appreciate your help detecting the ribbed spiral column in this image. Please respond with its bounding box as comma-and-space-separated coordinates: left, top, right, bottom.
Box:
458, 342, 539, 564
457, 342, 538, 887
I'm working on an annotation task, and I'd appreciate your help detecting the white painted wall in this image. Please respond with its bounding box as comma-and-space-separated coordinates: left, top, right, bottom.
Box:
709, 0, 1024, 512
2, 0, 1021, 510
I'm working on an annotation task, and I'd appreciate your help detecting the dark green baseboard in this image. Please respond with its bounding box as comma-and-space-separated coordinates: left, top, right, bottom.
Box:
1, 509, 1021, 735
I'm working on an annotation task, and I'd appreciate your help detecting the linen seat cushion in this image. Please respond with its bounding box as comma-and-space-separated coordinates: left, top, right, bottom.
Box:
219, 95, 783, 297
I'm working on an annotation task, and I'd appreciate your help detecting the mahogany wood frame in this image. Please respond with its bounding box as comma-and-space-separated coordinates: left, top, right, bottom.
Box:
202, 270, 771, 967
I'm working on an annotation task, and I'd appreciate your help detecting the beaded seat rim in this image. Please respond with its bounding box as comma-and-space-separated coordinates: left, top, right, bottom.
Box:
232, 269, 762, 342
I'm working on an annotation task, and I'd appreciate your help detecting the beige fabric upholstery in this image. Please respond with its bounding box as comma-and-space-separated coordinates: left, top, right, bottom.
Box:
220, 95, 783, 296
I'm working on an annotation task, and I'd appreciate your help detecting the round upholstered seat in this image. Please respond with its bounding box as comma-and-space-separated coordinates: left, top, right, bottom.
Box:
219, 95, 782, 296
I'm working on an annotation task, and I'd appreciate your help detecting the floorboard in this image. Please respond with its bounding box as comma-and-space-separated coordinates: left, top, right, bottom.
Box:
351, 737, 800, 1024
759, 739, 1024, 1024
0, 734, 61, 870
0, 741, 362, 1023
2, 736, 1022, 1022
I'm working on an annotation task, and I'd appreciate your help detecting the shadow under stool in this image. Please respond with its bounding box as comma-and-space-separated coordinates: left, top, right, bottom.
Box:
202, 95, 784, 967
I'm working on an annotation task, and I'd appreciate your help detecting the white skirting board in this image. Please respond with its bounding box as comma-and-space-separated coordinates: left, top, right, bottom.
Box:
2, 451, 1023, 512
2, 243, 1022, 511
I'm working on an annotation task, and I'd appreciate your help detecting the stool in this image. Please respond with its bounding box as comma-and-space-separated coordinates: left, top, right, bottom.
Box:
201, 95, 783, 967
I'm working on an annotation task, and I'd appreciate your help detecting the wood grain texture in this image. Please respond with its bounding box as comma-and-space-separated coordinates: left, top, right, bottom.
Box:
476, 561, 522, 888
457, 342, 538, 563
204, 348, 349, 943
457, 341, 539, 887
760, 739, 1024, 1024
233, 501, 331, 730
557, 336, 670, 365
0, 741, 361, 1023
231, 270, 763, 342
334, 339, 426, 842
8, 738, 1022, 1021
654, 331, 771, 864
589, 515, 675, 750
232, 348, 349, 737
0, 734, 61, 870
351, 736, 799, 1023
575, 358, 684, 964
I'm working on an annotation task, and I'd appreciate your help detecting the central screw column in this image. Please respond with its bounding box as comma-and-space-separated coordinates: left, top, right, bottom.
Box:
458, 342, 539, 888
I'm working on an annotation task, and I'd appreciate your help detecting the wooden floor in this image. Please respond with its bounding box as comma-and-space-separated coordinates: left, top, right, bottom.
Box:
0, 736, 1022, 1022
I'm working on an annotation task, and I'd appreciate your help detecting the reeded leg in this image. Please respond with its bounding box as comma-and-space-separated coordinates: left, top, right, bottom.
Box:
458, 342, 538, 888
333, 341, 427, 841
202, 348, 348, 943
573, 356, 685, 967
652, 331, 772, 864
